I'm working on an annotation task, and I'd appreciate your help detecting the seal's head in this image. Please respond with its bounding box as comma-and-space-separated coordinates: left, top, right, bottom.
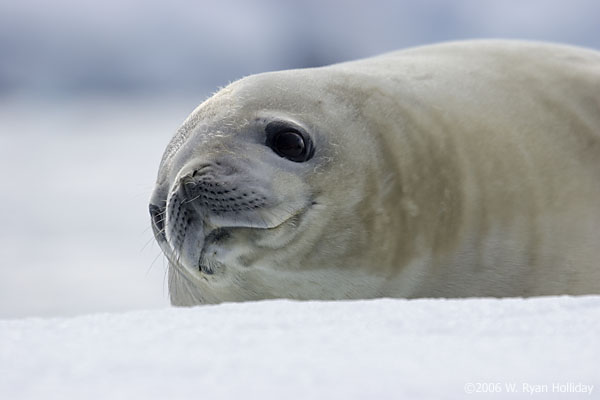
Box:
150, 69, 402, 304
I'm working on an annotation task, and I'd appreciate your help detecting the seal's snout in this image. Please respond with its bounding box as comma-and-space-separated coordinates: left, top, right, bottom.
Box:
180, 162, 268, 216
160, 159, 278, 275
162, 183, 206, 274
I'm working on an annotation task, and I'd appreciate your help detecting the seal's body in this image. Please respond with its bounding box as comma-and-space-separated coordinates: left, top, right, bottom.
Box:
150, 40, 600, 305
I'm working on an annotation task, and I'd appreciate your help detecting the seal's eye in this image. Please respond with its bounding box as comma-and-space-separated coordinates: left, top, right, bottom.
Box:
265, 121, 314, 162
274, 131, 304, 157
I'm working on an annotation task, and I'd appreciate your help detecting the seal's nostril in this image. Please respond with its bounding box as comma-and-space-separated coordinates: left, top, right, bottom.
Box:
194, 163, 213, 176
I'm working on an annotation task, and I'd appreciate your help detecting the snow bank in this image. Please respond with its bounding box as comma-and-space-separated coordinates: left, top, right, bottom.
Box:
1, 296, 599, 399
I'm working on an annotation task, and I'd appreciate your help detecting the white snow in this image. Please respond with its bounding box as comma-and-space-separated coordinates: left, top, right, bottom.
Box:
1, 296, 599, 399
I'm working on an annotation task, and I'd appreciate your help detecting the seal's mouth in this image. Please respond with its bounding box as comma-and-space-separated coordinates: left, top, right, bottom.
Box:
197, 227, 230, 274
150, 201, 314, 279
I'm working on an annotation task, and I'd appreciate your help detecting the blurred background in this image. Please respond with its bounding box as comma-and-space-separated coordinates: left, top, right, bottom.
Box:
1, 0, 599, 318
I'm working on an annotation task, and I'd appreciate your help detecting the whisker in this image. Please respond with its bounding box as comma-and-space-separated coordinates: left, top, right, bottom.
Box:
141, 225, 155, 235
141, 234, 158, 252
183, 194, 203, 204
163, 257, 169, 298
146, 251, 165, 276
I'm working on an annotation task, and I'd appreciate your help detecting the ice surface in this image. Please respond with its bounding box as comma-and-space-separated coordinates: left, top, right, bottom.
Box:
1, 296, 598, 399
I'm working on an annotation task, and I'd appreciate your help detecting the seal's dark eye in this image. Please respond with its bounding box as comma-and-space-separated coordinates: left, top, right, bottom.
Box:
274, 131, 304, 157
265, 121, 314, 162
